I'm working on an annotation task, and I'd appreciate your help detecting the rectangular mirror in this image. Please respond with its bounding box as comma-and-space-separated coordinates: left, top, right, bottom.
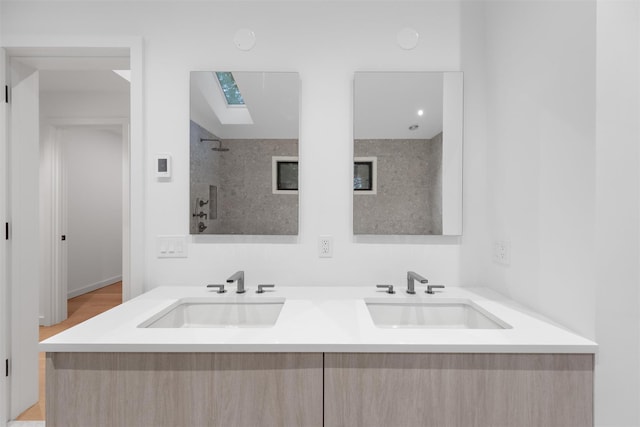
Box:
190, 71, 300, 235
353, 72, 463, 235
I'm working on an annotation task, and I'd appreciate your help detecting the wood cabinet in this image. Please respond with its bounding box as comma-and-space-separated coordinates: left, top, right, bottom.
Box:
47, 352, 593, 427
46, 352, 323, 427
324, 353, 594, 427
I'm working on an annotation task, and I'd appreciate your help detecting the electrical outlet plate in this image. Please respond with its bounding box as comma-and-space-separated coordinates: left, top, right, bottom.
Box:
318, 236, 333, 258
493, 240, 511, 266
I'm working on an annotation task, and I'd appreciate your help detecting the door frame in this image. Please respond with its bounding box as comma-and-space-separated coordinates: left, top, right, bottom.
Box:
0, 46, 8, 427
0, 36, 144, 423
42, 118, 130, 326
2, 35, 145, 295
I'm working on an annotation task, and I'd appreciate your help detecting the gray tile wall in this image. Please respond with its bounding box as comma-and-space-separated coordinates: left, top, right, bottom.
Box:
190, 121, 223, 234
354, 134, 443, 235
190, 121, 299, 235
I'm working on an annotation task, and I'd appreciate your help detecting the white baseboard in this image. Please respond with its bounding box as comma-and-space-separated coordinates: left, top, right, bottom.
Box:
9, 421, 46, 427
67, 275, 122, 299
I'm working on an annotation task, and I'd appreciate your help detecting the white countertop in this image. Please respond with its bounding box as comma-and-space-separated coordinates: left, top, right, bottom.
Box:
40, 286, 597, 353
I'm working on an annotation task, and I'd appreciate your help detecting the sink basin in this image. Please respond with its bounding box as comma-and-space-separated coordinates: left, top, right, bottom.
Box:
139, 298, 285, 328
365, 299, 511, 329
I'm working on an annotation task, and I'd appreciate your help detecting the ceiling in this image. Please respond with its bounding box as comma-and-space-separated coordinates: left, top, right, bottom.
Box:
354, 72, 445, 140
190, 71, 449, 141
39, 69, 130, 93
8, 48, 131, 94
190, 71, 300, 140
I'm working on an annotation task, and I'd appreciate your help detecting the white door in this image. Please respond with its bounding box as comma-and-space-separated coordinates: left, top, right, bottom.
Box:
8, 62, 40, 419
40, 124, 68, 326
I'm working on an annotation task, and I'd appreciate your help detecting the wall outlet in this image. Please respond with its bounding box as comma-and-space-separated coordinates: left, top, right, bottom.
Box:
318, 236, 333, 258
493, 240, 511, 266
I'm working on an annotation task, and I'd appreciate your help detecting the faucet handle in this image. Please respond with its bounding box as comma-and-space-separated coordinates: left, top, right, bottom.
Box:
256, 284, 275, 294
376, 284, 395, 294
426, 284, 445, 294
207, 284, 226, 293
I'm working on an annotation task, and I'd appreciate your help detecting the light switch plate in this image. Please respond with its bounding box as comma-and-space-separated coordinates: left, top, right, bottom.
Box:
157, 235, 188, 258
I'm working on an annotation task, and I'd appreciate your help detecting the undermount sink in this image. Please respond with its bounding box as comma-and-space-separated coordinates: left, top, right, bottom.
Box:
365, 299, 511, 329
139, 298, 285, 328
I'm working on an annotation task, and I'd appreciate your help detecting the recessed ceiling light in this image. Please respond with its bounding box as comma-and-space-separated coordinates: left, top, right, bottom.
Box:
409, 124, 419, 131
417, 110, 424, 116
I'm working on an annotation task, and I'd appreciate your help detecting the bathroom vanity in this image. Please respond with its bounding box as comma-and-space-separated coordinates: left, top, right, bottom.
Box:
41, 287, 596, 427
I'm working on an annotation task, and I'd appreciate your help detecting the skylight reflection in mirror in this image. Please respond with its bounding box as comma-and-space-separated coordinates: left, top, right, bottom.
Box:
215, 71, 245, 106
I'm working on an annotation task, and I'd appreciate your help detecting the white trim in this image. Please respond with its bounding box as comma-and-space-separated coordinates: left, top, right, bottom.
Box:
8, 421, 45, 427
272, 156, 299, 195
128, 37, 145, 300
354, 156, 377, 195
0, 46, 9, 427
67, 276, 122, 299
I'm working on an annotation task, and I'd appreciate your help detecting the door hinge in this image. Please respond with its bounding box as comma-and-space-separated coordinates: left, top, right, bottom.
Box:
5, 359, 8, 377
4, 85, 8, 104
5, 222, 8, 240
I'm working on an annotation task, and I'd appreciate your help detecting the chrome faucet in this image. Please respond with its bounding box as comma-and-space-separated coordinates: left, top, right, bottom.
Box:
206, 284, 226, 293
256, 284, 275, 294
426, 284, 445, 294
376, 284, 395, 294
407, 271, 428, 294
227, 270, 246, 294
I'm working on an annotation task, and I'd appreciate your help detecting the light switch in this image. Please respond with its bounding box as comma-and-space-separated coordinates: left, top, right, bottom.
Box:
157, 235, 188, 258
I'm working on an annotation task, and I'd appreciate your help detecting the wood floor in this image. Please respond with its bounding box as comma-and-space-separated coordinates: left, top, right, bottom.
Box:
16, 282, 122, 421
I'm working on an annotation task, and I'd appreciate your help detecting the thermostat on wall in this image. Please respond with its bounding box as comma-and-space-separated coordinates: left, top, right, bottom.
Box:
155, 154, 172, 179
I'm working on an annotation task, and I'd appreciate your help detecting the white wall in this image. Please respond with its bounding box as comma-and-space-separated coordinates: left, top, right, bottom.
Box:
595, 1, 640, 425
442, 72, 463, 235
1, 1, 464, 291
61, 126, 123, 297
479, 0, 597, 338
468, 1, 640, 426
459, 0, 491, 287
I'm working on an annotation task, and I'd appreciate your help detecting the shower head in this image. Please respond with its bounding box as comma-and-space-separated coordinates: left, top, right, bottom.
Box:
200, 137, 230, 152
